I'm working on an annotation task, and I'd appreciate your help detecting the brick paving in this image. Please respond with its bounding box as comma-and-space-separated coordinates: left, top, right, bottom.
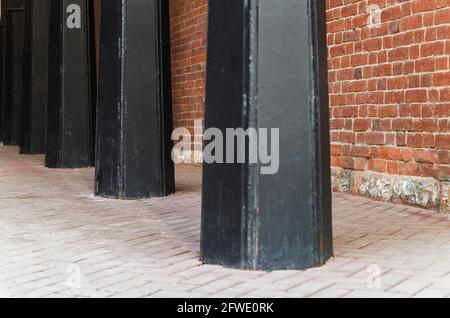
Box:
1, 145, 450, 298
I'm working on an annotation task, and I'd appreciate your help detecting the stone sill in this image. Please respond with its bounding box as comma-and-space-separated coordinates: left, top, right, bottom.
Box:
332, 167, 450, 213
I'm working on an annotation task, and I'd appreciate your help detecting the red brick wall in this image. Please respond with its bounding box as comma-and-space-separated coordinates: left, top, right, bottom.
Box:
327, 0, 450, 180
169, 0, 208, 136
93, 1, 449, 180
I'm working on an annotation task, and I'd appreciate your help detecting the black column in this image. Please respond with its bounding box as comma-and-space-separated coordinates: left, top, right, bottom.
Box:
20, 0, 49, 154
0, 0, 7, 142
201, 0, 333, 271
3, 0, 25, 145
46, 0, 96, 168
95, 0, 174, 199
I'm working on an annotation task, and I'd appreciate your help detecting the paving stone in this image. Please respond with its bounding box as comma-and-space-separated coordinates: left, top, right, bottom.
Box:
1, 145, 450, 298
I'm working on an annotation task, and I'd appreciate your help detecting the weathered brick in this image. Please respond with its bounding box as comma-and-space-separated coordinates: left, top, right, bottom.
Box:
151, 0, 450, 198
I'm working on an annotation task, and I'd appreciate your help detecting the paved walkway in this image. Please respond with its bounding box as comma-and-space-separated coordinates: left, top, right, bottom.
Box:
1, 145, 450, 298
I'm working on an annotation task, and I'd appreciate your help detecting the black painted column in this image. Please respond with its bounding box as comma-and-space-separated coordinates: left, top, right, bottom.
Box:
201, 0, 333, 271
20, 0, 49, 154
46, 0, 96, 168
3, 0, 25, 145
95, 0, 174, 199
0, 0, 7, 142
